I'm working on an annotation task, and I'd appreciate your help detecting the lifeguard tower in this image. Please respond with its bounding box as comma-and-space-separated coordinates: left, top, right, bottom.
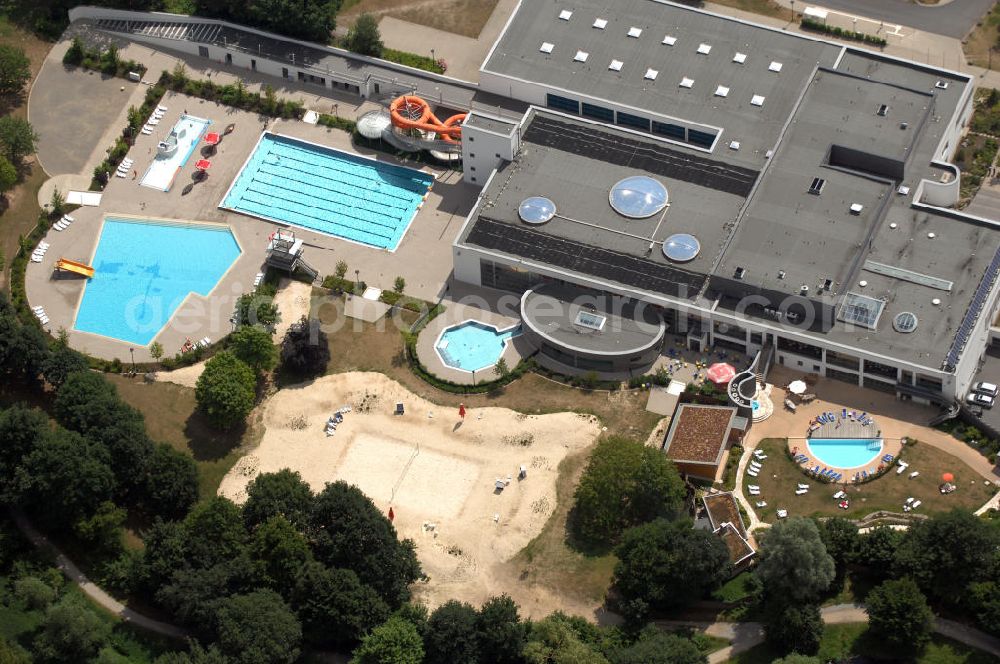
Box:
264, 229, 318, 282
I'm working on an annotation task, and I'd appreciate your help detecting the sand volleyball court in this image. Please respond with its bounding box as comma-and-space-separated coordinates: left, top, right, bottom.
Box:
218, 372, 601, 609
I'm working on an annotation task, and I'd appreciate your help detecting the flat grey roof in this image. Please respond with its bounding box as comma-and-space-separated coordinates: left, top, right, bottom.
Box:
483, 0, 843, 167
464, 112, 517, 136
521, 282, 664, 356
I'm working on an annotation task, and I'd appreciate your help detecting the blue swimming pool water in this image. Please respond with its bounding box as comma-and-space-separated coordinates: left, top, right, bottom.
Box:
751, 399, 760, 412
222, 133, 434, 250
436, 321, 521, 372
807, 438, 883, 469
74, 218, 241, 345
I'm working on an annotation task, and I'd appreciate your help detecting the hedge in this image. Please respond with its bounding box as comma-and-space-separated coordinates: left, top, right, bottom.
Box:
159, 68, 305, 120
321, 275, 367, 295
317, 114, 357, 133
63, 38, 147, 79
91, 84, 166, 190
800, 18, 888, 47
382, 48, 446, 74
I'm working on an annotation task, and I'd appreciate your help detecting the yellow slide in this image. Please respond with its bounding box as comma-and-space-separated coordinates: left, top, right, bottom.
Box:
56, 258, 95, 278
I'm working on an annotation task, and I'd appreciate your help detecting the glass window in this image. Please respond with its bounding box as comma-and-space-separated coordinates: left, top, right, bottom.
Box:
582, 102, 614, 123
616, 111, 650, 132
546, 94, 580, 114
687, 129, 716, 148
652, 121, 686, 140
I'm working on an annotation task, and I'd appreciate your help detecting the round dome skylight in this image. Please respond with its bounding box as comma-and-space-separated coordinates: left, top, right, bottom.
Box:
609, 176, 669, 219
662, 233, 701, 262
893, 311, 918, 333
518, 196, 557, 224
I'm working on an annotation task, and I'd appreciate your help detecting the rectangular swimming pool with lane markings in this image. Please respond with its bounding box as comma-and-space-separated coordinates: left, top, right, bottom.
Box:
221, 133, 434, 251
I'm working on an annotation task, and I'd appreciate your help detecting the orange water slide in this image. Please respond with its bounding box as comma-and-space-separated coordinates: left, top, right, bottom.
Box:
389, 95, 466, 143
56, 258, 95, 278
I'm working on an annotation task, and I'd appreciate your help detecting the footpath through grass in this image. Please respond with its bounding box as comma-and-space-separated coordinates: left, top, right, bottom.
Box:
745, 438, 994, 524
729, 623, 995, 664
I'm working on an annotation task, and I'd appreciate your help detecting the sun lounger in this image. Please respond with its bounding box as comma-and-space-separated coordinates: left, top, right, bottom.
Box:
833, 490, 846, 499
748, 488, 760, 495
62, 215, 73, 223
753, 449, 765, 457
756, 501, 767, 508
811, 465, 820, 474
141, 127, 153, 135
905, 497, 914, 504
776, 509, 788, 518
756, 454, 768, 460
198, 337, 211, 348
747, 469, 759, 477
32, 306, 44, 313
798, 483, 810, 490
157, 105, 168, 112
912, 500, 921, 509
909, 471, 919, 479
115, 171, 127, 178
795, 488, 808, 495
750, 461, 761, 470
37, 316, 48, 325
896, 465, 907, 475
30, 255, 42, 262
147, 118, 160, 126
862, 471, 868, 480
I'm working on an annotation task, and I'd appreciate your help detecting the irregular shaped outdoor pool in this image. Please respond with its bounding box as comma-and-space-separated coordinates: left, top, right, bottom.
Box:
435, 321, 521, 372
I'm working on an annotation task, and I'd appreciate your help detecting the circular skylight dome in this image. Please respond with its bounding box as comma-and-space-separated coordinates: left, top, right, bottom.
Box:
893, 311, 918, 333
662, 233, 701, 262
609, 176, 669, 218
518, 196, 557, 224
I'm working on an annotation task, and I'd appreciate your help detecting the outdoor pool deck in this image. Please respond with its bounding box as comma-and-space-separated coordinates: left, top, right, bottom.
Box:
24, 91, 477, 361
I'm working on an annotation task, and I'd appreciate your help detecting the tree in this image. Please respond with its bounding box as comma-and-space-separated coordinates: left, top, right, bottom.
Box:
234, 293, 280, 330
771, 656, 821, 664
817, 517, 858, 579
229, 325, 277, 373
756, 518, 835, 604
181, 497, 248, 570
143, 443, 199, 520
63, 37, 85, 66
309, 481, 421, 606
613, 519, 731, 622
894, 510, 1000, 606
49, 186, 66, 216
763, 602, 823, 656
857, 523, 905, 570
195, 351, 255, 430
212, 590, 301, 664
0, 45, 31, 96
149, 341, 164, 362
347, 14, 384, 58
250, 515, 312, 591
866, 578, 934, 655
476, 594, 527, 664
14, 576, 57, 610
609, 632, 706, 664
40, 343, 88, 388
280, 316, 330, 377
157, 557, 257, 632
292, 561, 390, 648
153, 643, 229, 664
426, 600, 480, 663
570, 436, 685, 548
0, 155, 16, 195
967, 581, 1000, 637
13, 429, 116, 527
33, 596, 111, 662
523, 615, 608, 664
2, 322, 48, 380
336, 260, 348, 278
393, 276, 405, 294
0, 116, 38, 164
243, 469, 314, 531
493, 357, 510, 379
53, 370, 117, 427
0, 405, 49, 494
351, 616, 424, 664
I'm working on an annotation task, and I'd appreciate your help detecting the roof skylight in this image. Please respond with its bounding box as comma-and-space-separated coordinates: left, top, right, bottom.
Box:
574, 50, 588, 62
679, 77, 694, 88
769, 61, 783, 72
697, 43, 712, 55
558, 9, 572, 20
628, 26, 642, 38
662, 35, 677, 45
751, 94, 765, 107
593, 18, 607, 29
609, 59, 623, 71
715, 85, 730, 97
644, 68, 658, 80
733, 52, 747, 64
539, 42, 554, 54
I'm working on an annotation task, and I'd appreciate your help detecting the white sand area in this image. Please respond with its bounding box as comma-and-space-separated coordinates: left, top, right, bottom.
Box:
218, 372, 601, 610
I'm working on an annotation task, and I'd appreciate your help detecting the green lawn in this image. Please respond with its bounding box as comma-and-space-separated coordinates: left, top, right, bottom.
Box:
728, 624, 995, 663
713, 572, 758, 603
745, 438, 994, 524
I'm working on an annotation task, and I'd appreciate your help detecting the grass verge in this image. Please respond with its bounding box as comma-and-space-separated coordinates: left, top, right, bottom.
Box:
963, 3, 1000, 70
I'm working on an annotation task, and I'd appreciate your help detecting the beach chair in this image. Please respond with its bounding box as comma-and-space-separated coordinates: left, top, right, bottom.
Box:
32, 306, 44, 313
756, 453, 768, 460
798, 483, 810, 490
157, 105, 168, 112
795, 488, 808, 495
141, 127, 153, 135
748, 484, 760, 491
748, 488, 760, 495
747, 469, 759, 477
909, 471, 920, 479
912, 500, 921, 509
115, 170, 127, 178
37, 315, 48, 325
756, 501, 767, 508
395, 402, 404, 416
147, 118, 160, 126
833, 490, 845, 499
862, 471, 868, 480
776, 509, 788, 518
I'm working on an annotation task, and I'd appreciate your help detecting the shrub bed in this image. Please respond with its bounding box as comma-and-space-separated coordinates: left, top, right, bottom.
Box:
159, 68, 305, 119
317, 113, 357, 133
382, 48, 446, 74
321, 275, 367, 295
90, 84, 166, 190
800, 18, 888, 47
62, 37, 147, 79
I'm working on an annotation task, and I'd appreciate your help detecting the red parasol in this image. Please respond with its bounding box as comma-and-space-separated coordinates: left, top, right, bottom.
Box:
942, 472, 954, 483
204, 132, 221, 146
459, 403, 466, 419
388, 506, 395, 522
195, 159, 211, 171
706, 362, 736, 385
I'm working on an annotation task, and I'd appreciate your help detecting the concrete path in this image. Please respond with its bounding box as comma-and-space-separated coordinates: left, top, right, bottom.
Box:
10, 510, 188, 640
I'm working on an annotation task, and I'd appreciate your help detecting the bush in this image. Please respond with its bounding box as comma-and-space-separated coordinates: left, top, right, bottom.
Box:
280, 317, 330, 378
317, 113, 357, 133
14, 576, 56, 610
346, 13, 384, 58
800, 18, 888, 47
866, 578, 934, 655
382, 48, 446, 74
160, 69, 305, 119
195, 351, 256, 430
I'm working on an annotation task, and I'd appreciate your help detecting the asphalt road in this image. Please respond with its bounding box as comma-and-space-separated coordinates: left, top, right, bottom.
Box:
807, 0, 996, 38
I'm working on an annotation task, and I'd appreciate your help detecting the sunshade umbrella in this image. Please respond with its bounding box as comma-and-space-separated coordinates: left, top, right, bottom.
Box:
788, 380, 807, 394
942, 472, 955, 483
195, 159, 211, 171
706, 362, 736, 385
204, 132, 221, 146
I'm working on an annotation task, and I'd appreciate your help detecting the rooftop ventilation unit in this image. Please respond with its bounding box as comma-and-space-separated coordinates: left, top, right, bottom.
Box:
935, 80, 949, 89
628, 26, 642, 38
893, 312, 918, 333
729, 140, 740, 150
751, 94, 765, 107
680, 77, 694, 88
823, 278, 833, 291
735, 266, 746, 280
539, 42, 554, 54
808, 177, 826, 195
715, 85, 730, 97
733, 52, 747, 64
897, 185, 910, 195
849, 203, 864, 215
778, 270, 786, 279
593, 18, 607, 29
609, 59, 623, 71
558, 10, 572, 20
800, 285, 810, 295
662, 35, 677, 45
876, 104, 889, 117
697, 43, 712, 55
644, 68, 658, 80
769, 61, 783, 72
574, 50, 589, 62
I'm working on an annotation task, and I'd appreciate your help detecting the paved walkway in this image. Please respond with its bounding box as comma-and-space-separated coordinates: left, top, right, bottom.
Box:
10, 510, 188, 640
